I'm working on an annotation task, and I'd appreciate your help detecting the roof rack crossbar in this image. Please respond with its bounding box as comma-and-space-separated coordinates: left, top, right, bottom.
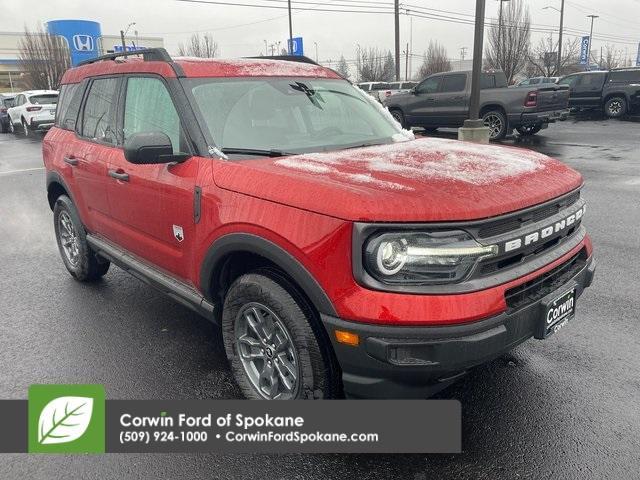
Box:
77, 48, 172, 67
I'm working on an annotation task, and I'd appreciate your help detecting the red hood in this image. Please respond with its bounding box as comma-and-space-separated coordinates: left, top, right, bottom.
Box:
212, 137, 583, 222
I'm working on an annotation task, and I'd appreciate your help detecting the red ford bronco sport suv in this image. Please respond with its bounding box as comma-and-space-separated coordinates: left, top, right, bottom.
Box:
43, 48, 595, 399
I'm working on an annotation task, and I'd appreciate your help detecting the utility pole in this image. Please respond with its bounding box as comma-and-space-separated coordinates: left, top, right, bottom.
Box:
394, 0, 400, 81
460, 46, 468, 69
405, 43, 409, 81
557, 0, 565, 75
409, 15, 413, 81
287, 0, 293, 54
120, 30, 126, 52
587, 14, 598, 69
314, 42, 318, 62
459, 0, 490, 143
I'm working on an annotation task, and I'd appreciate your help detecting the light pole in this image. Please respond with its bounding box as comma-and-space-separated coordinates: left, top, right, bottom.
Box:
543, 2, 565, 75
497, 0, 510, 69
287, 0, 293, 54
459, 0, 490, 143
314, 42, 318, 62
120, 22, 136, 52
587, 14, 599, 69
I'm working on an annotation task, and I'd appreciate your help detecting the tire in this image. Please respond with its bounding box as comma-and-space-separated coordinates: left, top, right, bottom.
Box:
482, 109, 508, 140
222, 272, 340, 400
604, 97, 627, 118
516, 125, 542, 136
53, 195, 110, 282
8, 117, 15, 134
22, 120, 29, 137
389, 109, 407, 129
0, 121, 7, 134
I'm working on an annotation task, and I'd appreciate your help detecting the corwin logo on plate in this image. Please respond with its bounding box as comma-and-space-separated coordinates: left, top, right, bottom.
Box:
28, 384, 105, 453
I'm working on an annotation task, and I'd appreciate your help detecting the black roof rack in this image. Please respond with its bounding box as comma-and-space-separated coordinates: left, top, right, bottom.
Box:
245, 55, 320, 66
77, 48, 172, 67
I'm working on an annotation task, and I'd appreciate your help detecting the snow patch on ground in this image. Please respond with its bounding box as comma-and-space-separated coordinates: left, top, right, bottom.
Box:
274, 137, 548, 188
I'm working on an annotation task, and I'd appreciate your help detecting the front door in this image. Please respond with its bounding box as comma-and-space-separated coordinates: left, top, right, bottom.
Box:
405, 75, 442, 125
105, 75, 199, 281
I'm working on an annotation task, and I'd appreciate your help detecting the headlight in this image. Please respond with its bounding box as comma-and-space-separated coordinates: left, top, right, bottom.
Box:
364, 230, 498, 285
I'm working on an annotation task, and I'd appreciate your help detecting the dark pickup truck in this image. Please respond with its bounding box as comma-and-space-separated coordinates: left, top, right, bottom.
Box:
384, 70, 570, 140
558, 67, 640, 118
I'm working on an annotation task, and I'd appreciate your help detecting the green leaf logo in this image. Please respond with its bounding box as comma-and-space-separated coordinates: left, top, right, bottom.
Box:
37, 396, 94, 445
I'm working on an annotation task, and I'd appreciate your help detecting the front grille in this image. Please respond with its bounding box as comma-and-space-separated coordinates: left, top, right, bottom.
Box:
504, 249, 587, 311
477, 190, 580, 239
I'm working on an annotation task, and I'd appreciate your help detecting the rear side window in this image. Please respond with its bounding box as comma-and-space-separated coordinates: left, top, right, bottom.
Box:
480, 74, 496, 89
123, 77, 182, 154
55, 84, 79, 128
609, 70, 640, 83
81, 77, 119, 143
372, 83, 390, 91
440, 74, 466, 93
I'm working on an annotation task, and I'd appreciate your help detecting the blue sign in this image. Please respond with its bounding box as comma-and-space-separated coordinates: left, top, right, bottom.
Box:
636, 42, 640, 66
580, 36, 590, 65
113, 45, 147, 53
46, 20, 102, 66
288, 37, 303, 56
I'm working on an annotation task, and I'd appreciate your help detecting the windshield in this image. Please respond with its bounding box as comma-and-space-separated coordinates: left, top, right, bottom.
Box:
184, 77, 403, 156
29, 94, 58, 105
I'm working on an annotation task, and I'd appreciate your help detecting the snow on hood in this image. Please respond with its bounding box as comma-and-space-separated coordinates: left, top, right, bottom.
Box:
274, 137, 548, 189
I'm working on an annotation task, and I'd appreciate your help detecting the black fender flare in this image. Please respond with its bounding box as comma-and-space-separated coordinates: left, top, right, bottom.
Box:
46, 170, 76, 210
200, 233, 338, 317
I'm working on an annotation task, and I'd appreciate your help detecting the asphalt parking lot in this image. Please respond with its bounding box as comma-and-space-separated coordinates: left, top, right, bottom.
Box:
1, 118, 639, 479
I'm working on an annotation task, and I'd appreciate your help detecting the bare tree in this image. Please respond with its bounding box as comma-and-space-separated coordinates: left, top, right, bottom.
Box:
485, 0, 531, 84
177, 33, 219, 58
18, 25, 70, 90
600, 45, 622, 70
417, 41, 451, 80
527, 37, 581, 77
336, 55, 351, 80
357, 47, 394, 82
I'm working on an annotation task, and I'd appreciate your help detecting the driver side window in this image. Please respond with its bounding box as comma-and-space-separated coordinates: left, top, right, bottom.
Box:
416, 76, 441, 94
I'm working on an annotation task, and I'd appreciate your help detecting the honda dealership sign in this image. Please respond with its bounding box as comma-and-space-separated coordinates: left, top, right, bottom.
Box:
46, 20, 102, 66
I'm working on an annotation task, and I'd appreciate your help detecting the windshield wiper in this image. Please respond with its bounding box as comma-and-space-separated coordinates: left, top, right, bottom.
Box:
221, 148, 292, 158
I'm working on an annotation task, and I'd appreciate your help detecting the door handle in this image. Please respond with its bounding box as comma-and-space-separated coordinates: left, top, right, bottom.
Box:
63, 156, 78, 166
108, 169, 129, 182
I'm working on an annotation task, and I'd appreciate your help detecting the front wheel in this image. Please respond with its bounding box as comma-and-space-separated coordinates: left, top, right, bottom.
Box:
389, 109, 407, 129
222, 273, 340, 400
8, 117, 15, 134
482, 110, 508, 140
53, 195, 110, 281
604, 97, 627, 118
516, 125, 542, 136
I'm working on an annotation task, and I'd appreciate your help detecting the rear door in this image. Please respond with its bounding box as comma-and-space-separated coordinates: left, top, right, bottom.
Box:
569, 72, 606, 107
430, 73, 468, 126
105, 75, 199, 280
73, 77, 121, 232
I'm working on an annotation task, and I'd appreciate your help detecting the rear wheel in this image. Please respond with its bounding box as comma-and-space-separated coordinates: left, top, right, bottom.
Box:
53, 195, 110, 281
21, 120, 29, 137
604, 97, 627, 118
482, 110, 508, 140
516, 125, 542, 136
222, 272, 340, 400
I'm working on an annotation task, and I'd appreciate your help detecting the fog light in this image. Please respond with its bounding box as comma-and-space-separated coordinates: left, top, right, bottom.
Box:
335, 330, 360, 346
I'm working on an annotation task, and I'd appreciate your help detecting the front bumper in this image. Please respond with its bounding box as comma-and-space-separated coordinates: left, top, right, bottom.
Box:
509, 108, 569, 128
322, 253, 595, 399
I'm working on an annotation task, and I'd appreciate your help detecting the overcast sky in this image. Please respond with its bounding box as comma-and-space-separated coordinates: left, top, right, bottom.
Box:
2, 0, 639, 72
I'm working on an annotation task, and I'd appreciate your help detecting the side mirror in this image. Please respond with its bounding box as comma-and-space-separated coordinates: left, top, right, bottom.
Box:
124, 132, 188, 165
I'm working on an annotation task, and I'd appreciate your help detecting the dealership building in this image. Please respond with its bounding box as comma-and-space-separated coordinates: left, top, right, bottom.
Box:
0, 19, 164, 92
